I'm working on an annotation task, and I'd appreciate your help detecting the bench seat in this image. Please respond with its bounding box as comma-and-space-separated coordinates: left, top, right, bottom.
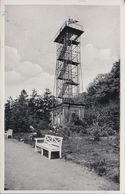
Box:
36, 143, 60, 151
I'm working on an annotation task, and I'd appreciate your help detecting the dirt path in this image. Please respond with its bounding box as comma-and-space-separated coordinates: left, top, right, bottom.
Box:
5, 139, 119, 191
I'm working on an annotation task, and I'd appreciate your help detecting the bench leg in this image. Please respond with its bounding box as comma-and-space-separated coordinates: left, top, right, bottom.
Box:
41, 148, 43, 156
48, 150, 51, 160
35, 146, 37, 152
59, 150, 62, 158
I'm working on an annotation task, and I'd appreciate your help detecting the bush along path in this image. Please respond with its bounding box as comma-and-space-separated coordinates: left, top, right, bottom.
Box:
5, 138, 119, 191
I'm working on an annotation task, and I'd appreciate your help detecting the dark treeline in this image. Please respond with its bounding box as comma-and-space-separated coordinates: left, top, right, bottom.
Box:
5, 89, 55, 132
5, 60, 120, 136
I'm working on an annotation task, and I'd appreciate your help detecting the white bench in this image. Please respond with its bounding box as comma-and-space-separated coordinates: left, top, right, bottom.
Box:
5, 129, 13, 138
35, 135, 63, 160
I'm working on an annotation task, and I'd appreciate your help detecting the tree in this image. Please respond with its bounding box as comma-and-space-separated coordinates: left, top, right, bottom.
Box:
12, 89, 29, 132
5, 97, 13, 130
5, 88, 55, 133
74, 60, 120, 135
85, 60, 120, 105
5, 90, 30, 133
42, 88, 53, 123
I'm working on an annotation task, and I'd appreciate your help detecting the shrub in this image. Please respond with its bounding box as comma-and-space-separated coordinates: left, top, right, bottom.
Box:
87, 123, 101, 141
93, 130, 100, 141
107, 127, 116, 135
24, 137, 34, 146
70, 113, 82, 125
8, 135, 12, 139
90, 159, 107, 176
107, 168, 120, 183
100, 130, 108, 137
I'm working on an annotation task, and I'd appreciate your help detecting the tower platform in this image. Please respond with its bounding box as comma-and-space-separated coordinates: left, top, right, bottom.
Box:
54, 22, 84, 44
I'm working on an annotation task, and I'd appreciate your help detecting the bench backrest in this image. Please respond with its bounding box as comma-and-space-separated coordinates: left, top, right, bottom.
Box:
7, 129, 13, 136
44, 135, 63, 148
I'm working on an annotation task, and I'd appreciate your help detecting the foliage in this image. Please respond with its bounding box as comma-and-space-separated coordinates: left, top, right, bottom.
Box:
90, 159, 107, 176
85, 60, 120, 105
72, 60, 120, 137
84, 101, 119, 136
5, 89, 54, 133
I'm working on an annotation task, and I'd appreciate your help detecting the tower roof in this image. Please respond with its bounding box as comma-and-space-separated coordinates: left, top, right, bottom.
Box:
54, 18, 84, 44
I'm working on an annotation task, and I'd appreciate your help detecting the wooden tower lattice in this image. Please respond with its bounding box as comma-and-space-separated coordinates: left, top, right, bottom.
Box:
54, 18, 84, 103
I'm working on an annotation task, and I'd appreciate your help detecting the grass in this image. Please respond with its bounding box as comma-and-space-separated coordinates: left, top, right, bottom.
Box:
62, 135, 120, 183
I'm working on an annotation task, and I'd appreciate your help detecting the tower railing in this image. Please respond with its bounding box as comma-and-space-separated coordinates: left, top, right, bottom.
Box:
54, 19, 83, 43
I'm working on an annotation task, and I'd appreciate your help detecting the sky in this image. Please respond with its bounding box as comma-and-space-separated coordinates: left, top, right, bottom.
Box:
5, 5, 120, 100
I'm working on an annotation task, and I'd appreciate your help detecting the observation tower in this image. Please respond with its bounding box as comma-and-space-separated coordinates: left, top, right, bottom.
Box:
52, 18, 84, 126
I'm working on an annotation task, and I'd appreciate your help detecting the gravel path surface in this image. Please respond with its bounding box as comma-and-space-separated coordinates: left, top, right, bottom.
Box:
5, 139, 119, 191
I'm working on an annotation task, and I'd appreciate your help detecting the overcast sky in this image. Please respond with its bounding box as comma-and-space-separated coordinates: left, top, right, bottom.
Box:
5, 5, 120, 100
